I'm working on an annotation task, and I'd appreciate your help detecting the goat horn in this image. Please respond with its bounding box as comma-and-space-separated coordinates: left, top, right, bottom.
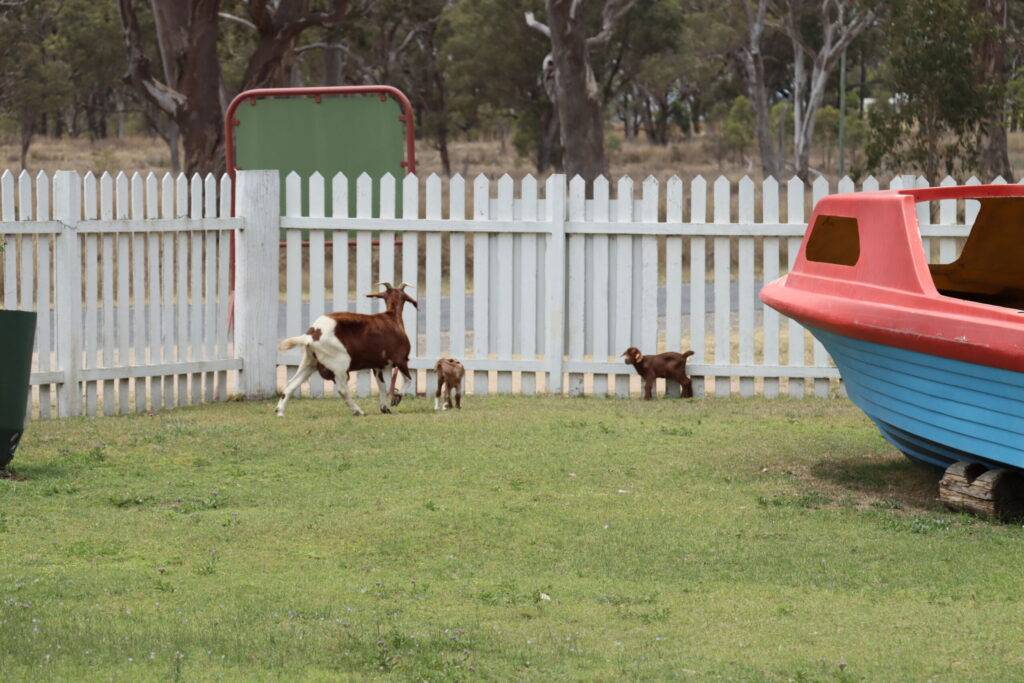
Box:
399, 282, 414, 291
378, 281, 393, 290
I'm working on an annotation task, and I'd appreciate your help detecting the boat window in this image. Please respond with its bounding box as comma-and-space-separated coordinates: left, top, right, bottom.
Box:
929, 197, 1024, 309
805, 215, 860, 266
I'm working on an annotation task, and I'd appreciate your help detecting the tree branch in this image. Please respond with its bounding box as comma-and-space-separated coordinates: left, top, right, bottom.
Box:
219, 11, 257, 31
117, 0, 186, 118
294, 41, 344, 54
587, 0, 640, 47
524, 11, 551, 39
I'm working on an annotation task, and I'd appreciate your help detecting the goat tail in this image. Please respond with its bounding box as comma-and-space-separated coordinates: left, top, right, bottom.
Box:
397, 362, 412, 380
278, 335, 311, 352
681, 350, 695, 360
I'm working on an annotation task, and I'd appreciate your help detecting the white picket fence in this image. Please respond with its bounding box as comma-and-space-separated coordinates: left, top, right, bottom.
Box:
277, 170, 978, 401
1, 169, 241, 419
1, 168, 985, 419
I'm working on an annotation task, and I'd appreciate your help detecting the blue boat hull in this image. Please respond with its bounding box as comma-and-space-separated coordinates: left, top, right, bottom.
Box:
809, 327, 1024, 471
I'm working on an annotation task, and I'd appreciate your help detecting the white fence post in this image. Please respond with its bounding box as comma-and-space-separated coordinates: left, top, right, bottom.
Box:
545, 174, 566, 395
54, 171, 82, 417
235, 170, 280, 399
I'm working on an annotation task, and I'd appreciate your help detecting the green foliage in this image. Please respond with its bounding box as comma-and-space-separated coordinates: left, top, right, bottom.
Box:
815, 105, 840, 171
442, 0, 553, 166
865, 0, 996, 182
706, 96, 754, 167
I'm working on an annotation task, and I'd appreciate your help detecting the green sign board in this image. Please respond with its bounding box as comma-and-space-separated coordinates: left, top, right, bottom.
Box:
226, 86, 415, 217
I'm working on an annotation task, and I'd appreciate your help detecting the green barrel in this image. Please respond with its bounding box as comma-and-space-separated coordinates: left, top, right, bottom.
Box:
0, 310, 36, 469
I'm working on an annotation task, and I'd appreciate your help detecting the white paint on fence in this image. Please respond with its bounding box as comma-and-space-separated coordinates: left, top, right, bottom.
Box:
0, 169, 989, 421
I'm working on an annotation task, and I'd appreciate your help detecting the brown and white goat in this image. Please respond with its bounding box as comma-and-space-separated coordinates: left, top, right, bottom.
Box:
433, 358, 464, 411
276, 283, 416, 417
621, 347, 695, 399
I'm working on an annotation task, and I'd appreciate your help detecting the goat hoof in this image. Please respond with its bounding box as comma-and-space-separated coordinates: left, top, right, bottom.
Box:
390, 394, 403, 407
380, 405, 391, 414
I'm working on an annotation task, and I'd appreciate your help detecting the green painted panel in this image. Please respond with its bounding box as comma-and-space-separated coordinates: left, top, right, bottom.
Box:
232, 93, 407, 217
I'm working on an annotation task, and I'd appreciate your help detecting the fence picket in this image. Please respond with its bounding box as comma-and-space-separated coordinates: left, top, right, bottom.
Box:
203, 174, 218, 402
640, 177, 659, 360
590, 175, 611, 397
84, 172, 99, 415
189, 174, 204, 404
713, 176, 731, 397
449, 175, 467, 365
664, 176, 683, 397
737, 176, 755, 398
54, 172, 82, 417
161, 174, 176, 408
938, 176, 957, 263
175, 174, 189, 406
307, 172, 325, 398
332, 173, 350, 316
36, 172, 52, 417
145, 173, 163, 411
355, 173, 373, 396
495, 175, 515, 394
786, 176, 806, 398
425, 174, 443, 395
761, 177, 780, 399
131, 173, 148, 412
614, 177, 634, 398
402, 173, 419, 397
379, 173, 397, 325
217, 174, 231, 399
17, 172, 35, 417
689, 176, 707, 397
284, 172, 302, 393
2, 171, 15, 312
115, 173, 130, 413
472, 174, 489, 395
568, 175, 586, 396
519, 175, 538, 395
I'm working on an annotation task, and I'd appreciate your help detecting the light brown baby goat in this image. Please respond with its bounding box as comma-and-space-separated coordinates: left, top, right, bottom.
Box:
434, 358, 465, 411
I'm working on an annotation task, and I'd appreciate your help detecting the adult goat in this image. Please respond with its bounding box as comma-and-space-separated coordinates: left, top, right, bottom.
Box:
276, 283, 416, 417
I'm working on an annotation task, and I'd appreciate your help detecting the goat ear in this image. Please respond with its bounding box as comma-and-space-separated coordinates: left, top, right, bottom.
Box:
366, 291, 383, 299
405, 294, 418, 308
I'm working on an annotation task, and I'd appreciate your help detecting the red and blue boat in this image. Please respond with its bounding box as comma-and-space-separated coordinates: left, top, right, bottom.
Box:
760, 184, 1024, 471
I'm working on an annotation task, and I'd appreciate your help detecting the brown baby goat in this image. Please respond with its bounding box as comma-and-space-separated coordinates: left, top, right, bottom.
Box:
621, 347, 695, 399
434, 358, 464, 411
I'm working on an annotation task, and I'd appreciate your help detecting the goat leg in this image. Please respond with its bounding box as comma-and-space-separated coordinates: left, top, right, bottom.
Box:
389, 367, 403, 407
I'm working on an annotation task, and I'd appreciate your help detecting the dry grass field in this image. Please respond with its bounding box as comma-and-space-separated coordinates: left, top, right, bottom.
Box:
11, 130, 1024, 186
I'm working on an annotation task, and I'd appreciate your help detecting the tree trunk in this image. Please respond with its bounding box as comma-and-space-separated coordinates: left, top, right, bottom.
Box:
536, 104, 562, 174
546, 0, 608, 183
19, 114, 32, 172
740, 50, 780, 178
323, 25, 343, 85
975, 0, 1013, 180
739, 0, 781, 179
121, 0, 224, 174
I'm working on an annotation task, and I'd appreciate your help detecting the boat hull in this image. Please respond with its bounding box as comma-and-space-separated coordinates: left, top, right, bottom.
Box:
809, 327, 1024, 471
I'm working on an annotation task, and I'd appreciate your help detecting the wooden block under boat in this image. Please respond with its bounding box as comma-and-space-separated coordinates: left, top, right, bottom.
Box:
939, 461, 1024, 521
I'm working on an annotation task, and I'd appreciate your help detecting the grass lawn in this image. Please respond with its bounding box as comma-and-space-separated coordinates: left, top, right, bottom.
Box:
2, 396, 1022, 681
